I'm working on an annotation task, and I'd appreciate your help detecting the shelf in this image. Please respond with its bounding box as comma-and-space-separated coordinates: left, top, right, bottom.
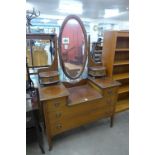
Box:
113, 73, 129, 80
116, 32, 129, 38
94, 50, 102, 54
113, 60, 129, 66
118, 85, 129, 94
115, 99, 129, 113
95, 54, 101, 57
115, 48, 129, 52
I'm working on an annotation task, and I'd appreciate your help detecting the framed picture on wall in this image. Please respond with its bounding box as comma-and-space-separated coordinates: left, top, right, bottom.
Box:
62, 37, 69, 44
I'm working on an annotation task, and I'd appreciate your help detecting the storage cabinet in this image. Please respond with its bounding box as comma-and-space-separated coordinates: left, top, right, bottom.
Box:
103, 31, 129, 113
39, 79, 120, 149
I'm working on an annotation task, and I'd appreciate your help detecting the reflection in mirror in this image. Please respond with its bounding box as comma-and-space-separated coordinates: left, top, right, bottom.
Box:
60, 16, 87, 79
26, 36, 56, 76
89, 37, 103, 64
88, 35, 106, 78
26, 39, 54, 67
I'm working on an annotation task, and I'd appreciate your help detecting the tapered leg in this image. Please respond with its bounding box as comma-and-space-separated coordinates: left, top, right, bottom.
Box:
47, 135, 53, 151
39, 144, 45, 154
36, 124, 45, 154
110, 115, 114, 127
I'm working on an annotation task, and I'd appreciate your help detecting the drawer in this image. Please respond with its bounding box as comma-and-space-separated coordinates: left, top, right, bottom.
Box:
40, 75, 59, 83
50, 106, 113, 135
47, 98, 108, 123
48, 111, 64, 123
44, 97, 67, 112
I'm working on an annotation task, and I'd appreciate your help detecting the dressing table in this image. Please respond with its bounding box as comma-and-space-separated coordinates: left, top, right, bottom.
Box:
38, 15, 120, 150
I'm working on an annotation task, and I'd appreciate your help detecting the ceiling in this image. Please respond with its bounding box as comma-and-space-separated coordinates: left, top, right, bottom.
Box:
26, 0, 129, 21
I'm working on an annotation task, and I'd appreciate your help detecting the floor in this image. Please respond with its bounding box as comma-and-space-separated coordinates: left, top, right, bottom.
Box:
27, 111, 129, 155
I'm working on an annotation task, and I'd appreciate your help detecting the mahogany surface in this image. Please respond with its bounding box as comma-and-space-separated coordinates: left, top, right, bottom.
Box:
68, 84, 102, 105
39, 84, 69, 101
89, 77, 121, 89
39, 78, 120, 150
39, 71, 59, 78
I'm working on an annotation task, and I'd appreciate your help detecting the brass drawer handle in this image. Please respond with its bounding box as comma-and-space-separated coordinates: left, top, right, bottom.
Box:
54, 102, 60, 107
56, 112, 62, 118
56, 123, 62, 129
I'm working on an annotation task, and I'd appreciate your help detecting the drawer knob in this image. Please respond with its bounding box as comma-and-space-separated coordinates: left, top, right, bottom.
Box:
56, 123, 62, 129
56, 112, 62, 118
54, 102, 60, 107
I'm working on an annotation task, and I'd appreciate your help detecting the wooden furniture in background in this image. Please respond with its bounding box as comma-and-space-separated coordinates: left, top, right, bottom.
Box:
26, 33, 56, 75
32, 47, 48, 66
103, 31, 129, 113
26, 88, 45, 154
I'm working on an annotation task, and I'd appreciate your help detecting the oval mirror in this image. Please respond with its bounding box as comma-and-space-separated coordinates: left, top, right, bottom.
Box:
59, 15, 87, 79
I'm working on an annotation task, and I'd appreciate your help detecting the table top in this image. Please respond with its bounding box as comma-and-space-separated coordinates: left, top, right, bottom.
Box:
88, 77, 121, 89
39, 84, 69, 101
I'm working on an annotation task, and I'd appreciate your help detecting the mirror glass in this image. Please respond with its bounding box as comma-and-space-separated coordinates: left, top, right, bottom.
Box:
59, 16, 87, 79
90, 39, 103, 64
26, 39, 54, 67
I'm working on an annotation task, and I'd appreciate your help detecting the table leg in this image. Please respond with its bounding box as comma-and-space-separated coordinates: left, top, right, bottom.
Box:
47, 136, 53, 151
110, 115, 114, 128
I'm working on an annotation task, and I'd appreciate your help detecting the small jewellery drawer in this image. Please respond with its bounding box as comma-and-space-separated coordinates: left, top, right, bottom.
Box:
45, 97, 67, 112
40, 75, 59, 83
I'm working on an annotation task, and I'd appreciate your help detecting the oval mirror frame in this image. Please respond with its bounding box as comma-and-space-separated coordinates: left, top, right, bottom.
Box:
58, 15, 87, 80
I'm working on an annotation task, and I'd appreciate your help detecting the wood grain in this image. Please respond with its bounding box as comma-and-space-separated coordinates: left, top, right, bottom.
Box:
39, 84, 69, 102
39, 75, 120, 149
102, 31, 129, 112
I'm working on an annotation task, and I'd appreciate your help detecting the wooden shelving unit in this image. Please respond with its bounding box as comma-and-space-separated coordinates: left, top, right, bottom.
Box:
113, 73, 129, 80
113, 60, 129, 66
115, 99, 129, 113
103, 31, 129, 113
115, 48, 129, 52
118, 85, 129, 94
